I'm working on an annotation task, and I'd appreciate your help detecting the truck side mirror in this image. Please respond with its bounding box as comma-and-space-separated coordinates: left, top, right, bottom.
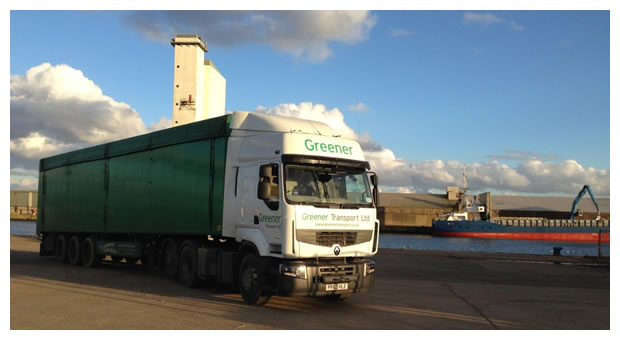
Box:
258, 181, 271, 200
370, 174, 378, 187
369, 173, 379, 206
373, 188, 379, 206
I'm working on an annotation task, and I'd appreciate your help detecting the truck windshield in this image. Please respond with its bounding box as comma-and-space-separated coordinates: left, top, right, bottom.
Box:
284, 164, 373, 206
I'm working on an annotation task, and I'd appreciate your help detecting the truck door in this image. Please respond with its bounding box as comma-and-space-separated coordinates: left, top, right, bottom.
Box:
255, 163, 282, 247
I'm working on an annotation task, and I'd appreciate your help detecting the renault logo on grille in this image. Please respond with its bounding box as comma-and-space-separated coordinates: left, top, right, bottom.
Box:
334, 245, 341, 256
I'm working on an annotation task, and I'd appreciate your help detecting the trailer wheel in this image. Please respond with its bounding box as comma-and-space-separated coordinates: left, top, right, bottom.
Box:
67, 235, 83, 265
81, 236, 100, 268
179, 241, 201, 288
238, 254, 270, 306
54, 235, 68, 263
161, 239, 179, 279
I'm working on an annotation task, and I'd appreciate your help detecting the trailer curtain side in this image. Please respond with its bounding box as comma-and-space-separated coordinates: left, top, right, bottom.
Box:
36, 115, 231, 237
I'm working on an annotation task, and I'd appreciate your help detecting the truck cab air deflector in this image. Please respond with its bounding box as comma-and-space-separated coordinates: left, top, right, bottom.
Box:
281, 154, 370, 170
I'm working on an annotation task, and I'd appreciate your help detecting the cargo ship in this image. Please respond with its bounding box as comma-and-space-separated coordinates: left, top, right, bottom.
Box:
433, 218, 610, 243
432, 180, 610, 243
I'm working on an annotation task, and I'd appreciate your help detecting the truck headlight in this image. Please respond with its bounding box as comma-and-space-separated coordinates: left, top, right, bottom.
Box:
364, 261, 375, 276
279, 264, 307, 280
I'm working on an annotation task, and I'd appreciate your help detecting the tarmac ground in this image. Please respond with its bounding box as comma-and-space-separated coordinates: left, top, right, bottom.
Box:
10, 235, 610, 330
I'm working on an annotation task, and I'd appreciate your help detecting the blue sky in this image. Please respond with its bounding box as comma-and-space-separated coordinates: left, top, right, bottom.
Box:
9, 10, 611, 196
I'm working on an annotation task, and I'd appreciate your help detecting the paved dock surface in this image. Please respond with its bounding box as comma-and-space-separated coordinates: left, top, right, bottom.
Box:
10, 236, 609, 329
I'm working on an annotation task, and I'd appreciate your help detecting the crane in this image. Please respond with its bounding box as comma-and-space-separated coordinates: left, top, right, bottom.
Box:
569, 185, 601, 221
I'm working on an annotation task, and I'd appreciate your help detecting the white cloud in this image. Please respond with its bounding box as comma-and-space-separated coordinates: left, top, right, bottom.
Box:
124, 11, 377, 62
390, 28, 414, 37
10, 132, 74, 160
488, 149, 558, 161
10, 63, 171, 188
508, 20, 526, 32
517, 160, 609, 196
255, 102, 609, 196
347, 102, 371, 113
11, 63, 148, 148
150, 117, 173, 131
463, 12, 502, 26
10, 168, 39, 190
462, 12, 525, 31
255, 102, 357, 140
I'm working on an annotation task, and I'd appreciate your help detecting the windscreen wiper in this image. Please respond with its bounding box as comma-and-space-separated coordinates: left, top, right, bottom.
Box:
339, 203, 361, 209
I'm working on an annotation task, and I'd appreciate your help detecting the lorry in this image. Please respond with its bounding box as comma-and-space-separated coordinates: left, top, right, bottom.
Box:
36, 111, 380, 305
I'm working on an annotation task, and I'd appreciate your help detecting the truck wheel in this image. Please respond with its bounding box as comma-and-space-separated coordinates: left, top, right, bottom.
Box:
238, 254, 270, 306
67, 235, 83, 265
81, 236, 100, 268
54, 235, 68, 263
161, 239, 179, 279
179, 241, 201, 288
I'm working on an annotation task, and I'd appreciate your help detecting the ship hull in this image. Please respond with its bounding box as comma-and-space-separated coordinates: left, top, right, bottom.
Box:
433, 220, 610, 243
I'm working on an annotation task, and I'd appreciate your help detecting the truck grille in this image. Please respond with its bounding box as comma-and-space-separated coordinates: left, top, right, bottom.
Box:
296, 230, 373, 247
319, 265, 355, 276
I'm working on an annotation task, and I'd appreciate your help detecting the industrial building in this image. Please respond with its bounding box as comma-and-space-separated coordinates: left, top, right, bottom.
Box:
170, 35, 226, 126
10, 190, 38, 220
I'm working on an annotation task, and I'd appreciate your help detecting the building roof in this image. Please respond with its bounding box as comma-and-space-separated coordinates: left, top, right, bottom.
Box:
378, 192, 609, 214
204, 59, 221, 74
170, 35, 207, 52
492, 195, 610, 213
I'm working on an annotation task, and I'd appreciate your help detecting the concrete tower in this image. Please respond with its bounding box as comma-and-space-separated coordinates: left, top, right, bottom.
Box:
171, 35, 226, 126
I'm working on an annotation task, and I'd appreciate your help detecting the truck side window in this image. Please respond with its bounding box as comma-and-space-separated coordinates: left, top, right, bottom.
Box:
258, 164, 279, 211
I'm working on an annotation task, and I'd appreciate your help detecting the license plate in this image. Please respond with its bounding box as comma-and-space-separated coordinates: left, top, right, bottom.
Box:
326, 283, 348, 291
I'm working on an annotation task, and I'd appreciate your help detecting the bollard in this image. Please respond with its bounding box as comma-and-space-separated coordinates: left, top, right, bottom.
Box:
553, 247, 563, 256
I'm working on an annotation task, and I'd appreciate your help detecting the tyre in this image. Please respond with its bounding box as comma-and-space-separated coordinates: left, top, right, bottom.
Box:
81, 236, 100, 268
111, 256, 124, 263
67, 235, 83, 265
54, 234, 68, 263
161, 239, 179, 279
178, 241, 202, 288
238, 254, 270, 306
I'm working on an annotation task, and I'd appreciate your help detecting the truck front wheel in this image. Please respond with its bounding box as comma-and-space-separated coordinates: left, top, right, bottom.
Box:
238, 254, 270, 306
178, 241, 201, 288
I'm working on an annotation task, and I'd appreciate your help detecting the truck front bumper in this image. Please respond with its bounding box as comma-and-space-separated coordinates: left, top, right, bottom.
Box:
276, 259, 375, 297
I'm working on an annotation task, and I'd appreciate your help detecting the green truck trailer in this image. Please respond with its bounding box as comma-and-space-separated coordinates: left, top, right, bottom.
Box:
37, 111, 379, 305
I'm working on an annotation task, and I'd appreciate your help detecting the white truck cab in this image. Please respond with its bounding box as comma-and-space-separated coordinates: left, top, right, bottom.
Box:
223, 111, 379, 304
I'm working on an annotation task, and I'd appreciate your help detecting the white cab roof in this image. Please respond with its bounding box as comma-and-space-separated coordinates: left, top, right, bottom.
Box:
229, 111, 334, 136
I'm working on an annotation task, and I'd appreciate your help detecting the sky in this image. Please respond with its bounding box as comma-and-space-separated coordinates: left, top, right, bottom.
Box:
9, 9, 611, 197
